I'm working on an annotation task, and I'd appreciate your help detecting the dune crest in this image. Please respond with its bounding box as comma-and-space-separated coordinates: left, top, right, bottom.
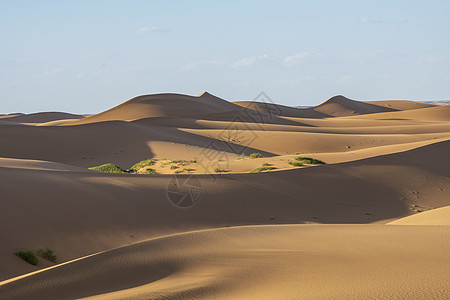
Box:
388, 206, 450, 225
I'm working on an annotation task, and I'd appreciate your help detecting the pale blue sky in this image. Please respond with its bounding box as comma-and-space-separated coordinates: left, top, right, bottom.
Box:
1, 0, 449, 113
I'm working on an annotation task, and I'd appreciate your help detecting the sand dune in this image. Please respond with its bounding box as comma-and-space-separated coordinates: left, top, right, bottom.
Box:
1, 93, 450, 299
0, 157, 89, 172
234, 95, 403, 118
234, 100, 328, 118
364, 100, 436, 110
388, 205, 450, 225
350, 104, 450, 121
1, 225, 449, 299
1, 112, 84, 124
313, 95, 397, 117
68, 92, 243, 125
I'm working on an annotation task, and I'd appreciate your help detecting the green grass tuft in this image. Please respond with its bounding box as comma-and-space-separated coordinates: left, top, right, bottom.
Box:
89, 163, 128, 173
170, 159, 185, 164
130, 159, 156, 171
15, 250, 38, 265
37, 248, 57, 263
214, 168, 228, 173
251, 166, 276, 173
295, 156, 326, 164
146, 168, 158, 174
262, 162, 271, 166
249, 153, 263, 159
289, 161, 304, 167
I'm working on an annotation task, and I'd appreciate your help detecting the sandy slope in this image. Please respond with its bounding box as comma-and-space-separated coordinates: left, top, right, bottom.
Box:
388, 205, 450, 225
0, 93, 449, 299
1, 225, 449, 299
0, 141, 448, 283
350, 105, 450, 121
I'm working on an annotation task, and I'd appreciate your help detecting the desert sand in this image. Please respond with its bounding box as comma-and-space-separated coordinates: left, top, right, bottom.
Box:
0, 93, 449, 299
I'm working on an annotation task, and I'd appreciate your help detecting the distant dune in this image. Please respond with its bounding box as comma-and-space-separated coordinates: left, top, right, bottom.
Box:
0, 92, 449, 299
233, 100, 328, 118
351, 105, 450, 121
313, 95, 397, 116
1, 112, 84, 124
364, 99, 436, 110
68, 92, 243, 125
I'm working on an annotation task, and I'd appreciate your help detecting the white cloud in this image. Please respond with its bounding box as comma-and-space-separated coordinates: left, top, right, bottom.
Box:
283, 52, 311, 67
231, 54, 268, 69
137, 26, 168, 34
360, 17, 407, 24
179, 59, 224, 72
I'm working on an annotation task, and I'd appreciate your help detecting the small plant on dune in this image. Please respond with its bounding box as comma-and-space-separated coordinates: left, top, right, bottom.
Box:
37, 248, 57, 263
249, 153, 263, 159
170, 165, 178, 170
170, 159, 185, 164
214, 168, 228, 173
293, 152, 300, 155
174, 170, 183, 174
262, 163, 271, 166
251, 166, 276, 173
15, 250, 38, 265
190, 160, 197, 163
146, 168, 158, 174
130, 159, 156, 171
89, 163, 128, 173
295, 156, 325, 164
289, 161, 304, 167
183, 168, 194, 172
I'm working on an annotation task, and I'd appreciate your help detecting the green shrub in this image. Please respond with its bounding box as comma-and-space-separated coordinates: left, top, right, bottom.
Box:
190, 160, 197, 163
170, 165, 178, 170
146, 168, 158, 174
251, 166, 276, 173
214, 168, 228, 173
170, 159, 185, 164
15, 250, 38, 265
89, 163, 128, 173
130, 159, 156, 171
183, 168, 194, 172
249, 153, 263, 159
289, 161, 304, 167
295, 156, 325, 164
37, 248, 57, 263
262, 163, 271, 166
